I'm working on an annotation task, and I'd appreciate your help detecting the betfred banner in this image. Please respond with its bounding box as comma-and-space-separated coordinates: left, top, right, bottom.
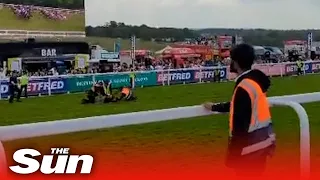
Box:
194, 67, 227, 81
0, 77, 67, 98
284, 62, 313, 75
311, 61, 320, 73
157, 70, 195, 85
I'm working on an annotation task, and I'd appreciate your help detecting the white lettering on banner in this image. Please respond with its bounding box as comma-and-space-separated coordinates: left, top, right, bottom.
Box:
221, 70, 225, 77
136, 77, 148, 82
76, 81, 94, 87
95, 77, 147, 84
0, 81, 65, 94
305, 64, 310, 71
169, 73, 191, 81
286, 65, 295, 72
195, 71, 214, 79
28, 81, 64, 91
172, 73, 191, 80
157, 73, 191, 81
0, 85, 8, 94
157, 74, 165, 81
41, 49, 57, 57
286, 64, 310, 72
111, 78, 127, 83
312, 63, 320, 70
9, 148, 93, 174
195, 70, 225, 79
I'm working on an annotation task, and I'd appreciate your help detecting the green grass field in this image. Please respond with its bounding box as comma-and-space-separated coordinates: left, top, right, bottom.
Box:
1, 75, 320, 176
0, 7, 84, 31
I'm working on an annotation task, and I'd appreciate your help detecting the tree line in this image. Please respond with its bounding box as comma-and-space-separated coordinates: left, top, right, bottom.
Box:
85, 21, 198, 42
0, 0, 84, 9
86, 21, 320, 47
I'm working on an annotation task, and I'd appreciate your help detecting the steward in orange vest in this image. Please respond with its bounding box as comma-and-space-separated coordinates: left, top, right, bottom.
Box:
203, 44, 275, 177
117, 87, 137, 101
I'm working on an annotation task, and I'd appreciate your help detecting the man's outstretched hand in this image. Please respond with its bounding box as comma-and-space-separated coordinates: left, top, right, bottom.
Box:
203, 102, 214, 111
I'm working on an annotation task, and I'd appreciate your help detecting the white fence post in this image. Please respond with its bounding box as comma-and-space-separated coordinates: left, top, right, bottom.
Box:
92, 74, 96, 83
0, 141, 6, 175
199, 68, 202, 83
269, 100, 310, 180
167, 69, 170, 86
48, 77, 52, 96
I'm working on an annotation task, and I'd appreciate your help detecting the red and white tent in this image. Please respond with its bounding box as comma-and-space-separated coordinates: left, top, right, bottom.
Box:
155, 46, 172, 55
120, 49, 151, 56
162, 48, 201, 58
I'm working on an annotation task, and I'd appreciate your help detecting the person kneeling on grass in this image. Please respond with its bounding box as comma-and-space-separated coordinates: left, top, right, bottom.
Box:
116, 86, 137, 101
82, 81, 117, 104
81, 82, 103, 104
102, 81, 119, 103
102, 80, 117, 103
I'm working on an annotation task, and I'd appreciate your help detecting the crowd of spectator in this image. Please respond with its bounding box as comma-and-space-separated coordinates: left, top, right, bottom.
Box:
10, 4, 32, 19
5, 4, 78, 21
112, 58, 226, 72
0, 58, 213, 77
39, 8, 67, 20
1, 55, 314, 78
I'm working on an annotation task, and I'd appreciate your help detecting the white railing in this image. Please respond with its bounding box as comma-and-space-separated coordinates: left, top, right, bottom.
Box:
0, 92, 320, 179
0, 30, 85, 38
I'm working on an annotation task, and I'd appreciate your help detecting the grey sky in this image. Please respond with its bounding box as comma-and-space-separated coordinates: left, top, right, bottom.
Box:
85, 0, 319, 30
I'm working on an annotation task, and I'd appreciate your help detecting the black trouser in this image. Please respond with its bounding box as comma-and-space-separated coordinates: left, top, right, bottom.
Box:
214, 71, 221, 82
226, 152, 268, 179
9, 85, 21, 103
81, 90, 97, 104
226, 144, 274, 179
20, 84, 28, 98
130, 77, 135, 89
297, 68, 303, 75
117, 93, 136, 101
103, 95, 118, 103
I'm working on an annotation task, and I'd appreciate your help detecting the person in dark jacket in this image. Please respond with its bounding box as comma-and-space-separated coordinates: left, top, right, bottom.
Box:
116, 86, 136, 101
81, 81, 116, 104
203, 44, 275, 178
8, 71, 21, 103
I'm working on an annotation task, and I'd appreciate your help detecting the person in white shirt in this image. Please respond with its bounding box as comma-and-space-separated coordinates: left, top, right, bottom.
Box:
155, 65, 162, 70
49, 67, 57, 75
0, 67, 6, 79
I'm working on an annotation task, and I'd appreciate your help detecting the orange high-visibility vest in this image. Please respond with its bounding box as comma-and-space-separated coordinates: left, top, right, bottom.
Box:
229, 78, 275, 156
121, 88, 130, 95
